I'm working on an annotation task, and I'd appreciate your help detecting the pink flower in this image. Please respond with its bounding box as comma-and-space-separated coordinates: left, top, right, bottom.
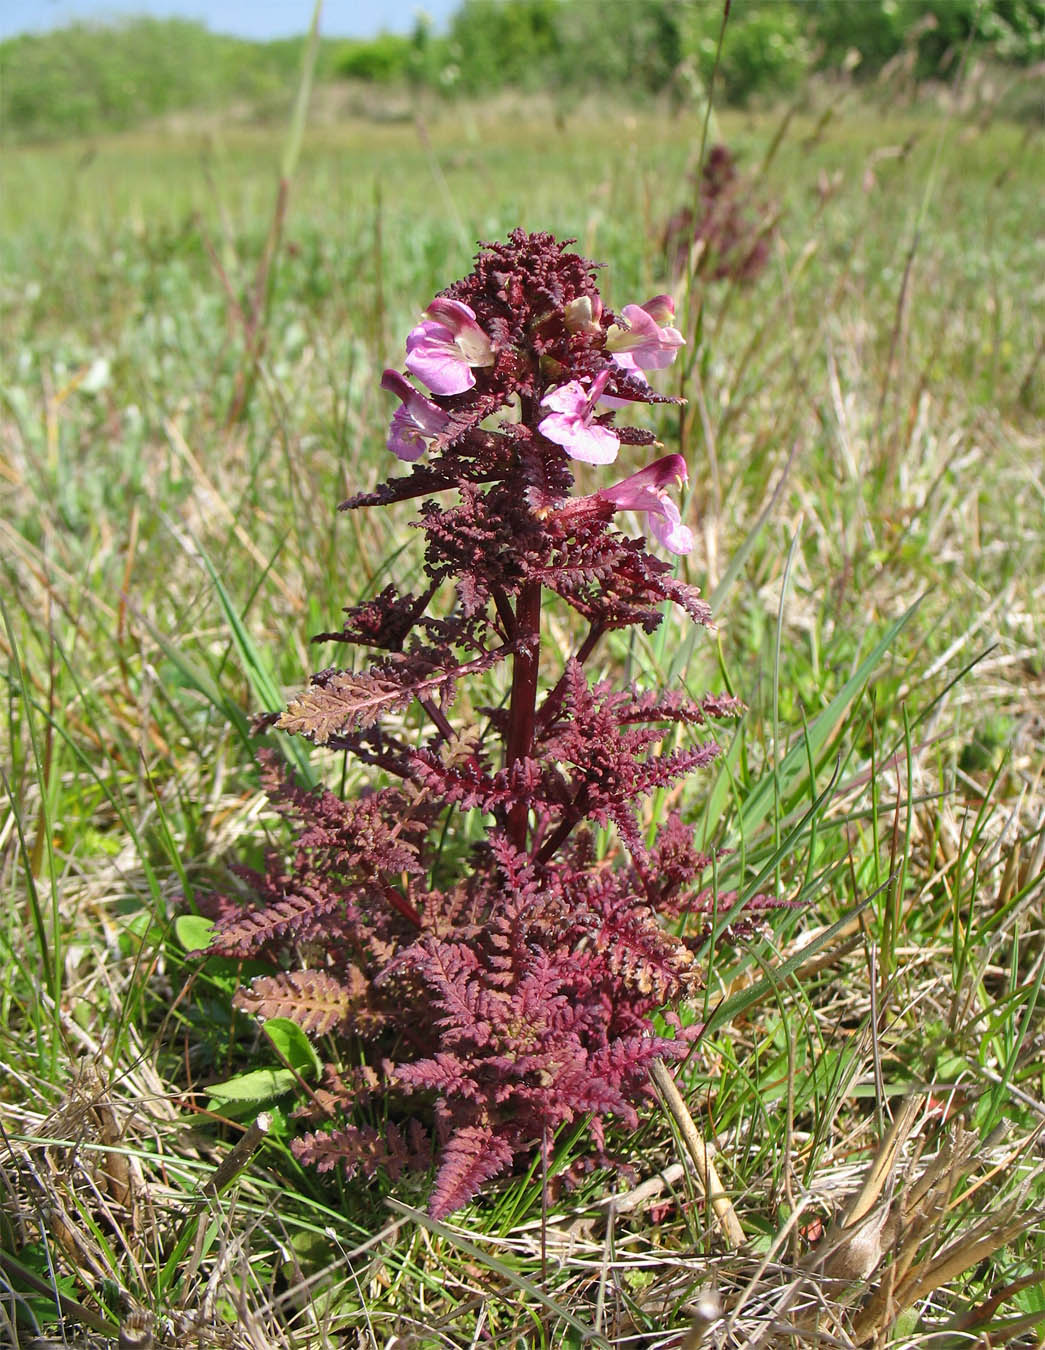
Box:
405, 298, 496, 395
605, 295, 685, 371
597, 453, 694, 555
381, 369, 451, 461
538, 371, 620, 465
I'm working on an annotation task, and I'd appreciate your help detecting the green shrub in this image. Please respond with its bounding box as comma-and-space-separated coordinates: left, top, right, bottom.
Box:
0, 18, 336, 142
335, 33, 413, 82
807, 0, 1045, 78
442, 0, 564, 94
713, 5, 809, 104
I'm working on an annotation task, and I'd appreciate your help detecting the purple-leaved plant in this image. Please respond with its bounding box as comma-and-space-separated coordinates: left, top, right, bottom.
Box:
662, 144, 774, 285
203, 231, 782, 1218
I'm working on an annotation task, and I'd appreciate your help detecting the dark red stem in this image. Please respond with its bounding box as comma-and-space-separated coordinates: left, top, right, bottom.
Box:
379, 875, 423, 928
535, 791, 588, 866
420, 697, 455, 742
490, 584, 517, 640
505, 580, 542, 851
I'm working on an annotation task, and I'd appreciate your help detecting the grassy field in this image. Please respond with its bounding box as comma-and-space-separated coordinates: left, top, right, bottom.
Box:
2, 77, 1044, 1349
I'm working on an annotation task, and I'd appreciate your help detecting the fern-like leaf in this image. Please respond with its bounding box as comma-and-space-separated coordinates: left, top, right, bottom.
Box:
292, 1120, 430, 1181
233, 969, 358, 1035
280, 645, 514, 744
208, 884, 346, 957
278, 670, 408, 743
428, 1124, 514, 1219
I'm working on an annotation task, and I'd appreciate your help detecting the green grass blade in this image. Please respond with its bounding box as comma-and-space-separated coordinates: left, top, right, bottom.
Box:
196, 545, 316, 786
735, 597, 924, 840
700, 884, 884, 1041
385, 1199, 611, 1347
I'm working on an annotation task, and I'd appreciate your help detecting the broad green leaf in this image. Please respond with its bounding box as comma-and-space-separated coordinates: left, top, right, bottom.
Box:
175, 914, 216, 954
263, 1016, 321, 1077
206, 1067, 297, 1107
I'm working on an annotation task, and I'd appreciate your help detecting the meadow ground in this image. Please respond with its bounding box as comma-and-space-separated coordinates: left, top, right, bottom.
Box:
1, 84, 1044, 1347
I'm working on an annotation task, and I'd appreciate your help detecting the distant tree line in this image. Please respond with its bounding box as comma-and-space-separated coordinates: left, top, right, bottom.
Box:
2, 0, 1042, 142
342, 0, 1043, 101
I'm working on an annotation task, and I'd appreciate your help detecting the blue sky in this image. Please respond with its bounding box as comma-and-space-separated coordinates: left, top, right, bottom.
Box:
2, 0, 460, 42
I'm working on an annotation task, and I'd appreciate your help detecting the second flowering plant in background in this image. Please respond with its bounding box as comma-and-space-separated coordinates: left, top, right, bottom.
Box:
203, 231, 778, 1217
